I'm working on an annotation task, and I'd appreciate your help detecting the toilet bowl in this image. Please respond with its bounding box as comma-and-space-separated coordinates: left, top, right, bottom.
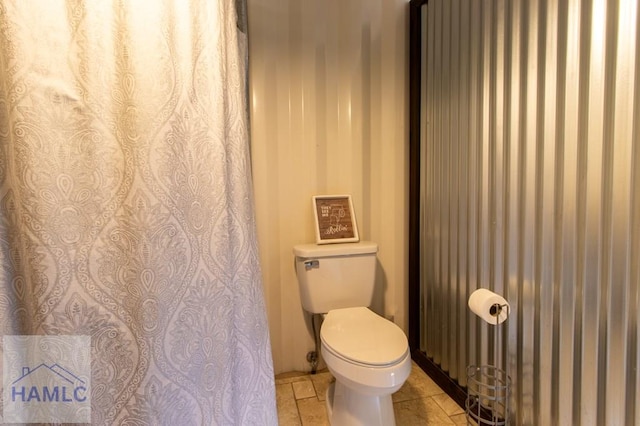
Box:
320, 307, 411, 426
293, 241, 411, 425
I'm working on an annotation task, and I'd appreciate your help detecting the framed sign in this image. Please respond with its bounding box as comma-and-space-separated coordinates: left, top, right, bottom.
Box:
312, 195, 359, 244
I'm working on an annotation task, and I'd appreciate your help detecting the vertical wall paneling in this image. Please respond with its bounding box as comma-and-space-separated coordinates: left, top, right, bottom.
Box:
416, 0, 639, 424
248, 0, 409, 374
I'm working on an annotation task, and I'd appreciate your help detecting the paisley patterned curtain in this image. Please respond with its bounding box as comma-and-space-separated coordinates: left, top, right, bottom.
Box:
0, 1, 276, 424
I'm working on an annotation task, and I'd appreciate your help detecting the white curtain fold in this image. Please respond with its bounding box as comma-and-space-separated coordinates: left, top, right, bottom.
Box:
0, 1, 276, 424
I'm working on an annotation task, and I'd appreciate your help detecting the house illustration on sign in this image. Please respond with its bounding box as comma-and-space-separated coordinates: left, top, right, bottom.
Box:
328, 204, 346, 226
11, 363, 88, 403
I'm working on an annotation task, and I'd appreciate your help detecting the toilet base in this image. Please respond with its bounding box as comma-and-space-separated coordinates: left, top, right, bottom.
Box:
325, 380, 396, 426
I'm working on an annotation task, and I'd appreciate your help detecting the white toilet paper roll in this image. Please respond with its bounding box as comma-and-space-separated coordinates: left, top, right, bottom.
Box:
468, 288, 509, 325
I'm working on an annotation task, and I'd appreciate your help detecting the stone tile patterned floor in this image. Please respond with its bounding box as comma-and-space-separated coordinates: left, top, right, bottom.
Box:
275, 361, 472, 425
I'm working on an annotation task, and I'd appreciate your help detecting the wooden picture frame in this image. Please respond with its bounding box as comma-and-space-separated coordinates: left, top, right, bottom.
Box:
312, 195, 359, 244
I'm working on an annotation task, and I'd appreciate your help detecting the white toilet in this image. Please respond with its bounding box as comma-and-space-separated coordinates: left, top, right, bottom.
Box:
293, 241, 411, 426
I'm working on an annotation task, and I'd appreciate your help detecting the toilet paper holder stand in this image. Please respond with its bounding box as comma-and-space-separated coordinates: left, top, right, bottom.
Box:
466, 302, 511, 426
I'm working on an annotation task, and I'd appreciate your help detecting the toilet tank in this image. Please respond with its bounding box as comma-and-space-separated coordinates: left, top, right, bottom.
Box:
293, 241, 378, 314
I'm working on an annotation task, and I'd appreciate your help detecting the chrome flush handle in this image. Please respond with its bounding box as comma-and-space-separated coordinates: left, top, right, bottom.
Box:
304, 260, 319, 270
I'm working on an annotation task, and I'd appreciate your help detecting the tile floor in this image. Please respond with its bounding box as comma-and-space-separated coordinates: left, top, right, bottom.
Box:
275, 361, 470, 425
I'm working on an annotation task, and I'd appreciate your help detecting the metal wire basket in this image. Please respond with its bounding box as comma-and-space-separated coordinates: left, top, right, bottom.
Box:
466, 364, 511, 426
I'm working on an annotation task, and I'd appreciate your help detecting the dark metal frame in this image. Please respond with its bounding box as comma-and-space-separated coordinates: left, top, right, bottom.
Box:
408, 0, 424, 355
408, 0, 469, 410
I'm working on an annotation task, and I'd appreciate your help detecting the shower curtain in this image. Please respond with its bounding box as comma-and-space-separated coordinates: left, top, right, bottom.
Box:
0, 1, 277, 424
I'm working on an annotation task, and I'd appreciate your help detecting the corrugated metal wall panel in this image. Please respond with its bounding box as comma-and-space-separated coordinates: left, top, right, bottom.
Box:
419, 0, 639, 424
248, 0, 409, 374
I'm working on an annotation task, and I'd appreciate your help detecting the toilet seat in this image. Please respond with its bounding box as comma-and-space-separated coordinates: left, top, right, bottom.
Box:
321, 307, 408, 367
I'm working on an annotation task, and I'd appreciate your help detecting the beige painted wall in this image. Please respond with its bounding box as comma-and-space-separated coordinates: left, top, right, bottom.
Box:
248, 0, 409, 374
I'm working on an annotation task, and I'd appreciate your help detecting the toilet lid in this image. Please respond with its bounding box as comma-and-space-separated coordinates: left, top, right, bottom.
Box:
321, 307, 408, 366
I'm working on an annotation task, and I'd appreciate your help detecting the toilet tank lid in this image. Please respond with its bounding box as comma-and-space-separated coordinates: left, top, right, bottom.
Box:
293, 241, 378, 258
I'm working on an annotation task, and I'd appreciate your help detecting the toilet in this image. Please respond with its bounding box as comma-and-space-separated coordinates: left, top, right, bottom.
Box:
293, 241, 411, 426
